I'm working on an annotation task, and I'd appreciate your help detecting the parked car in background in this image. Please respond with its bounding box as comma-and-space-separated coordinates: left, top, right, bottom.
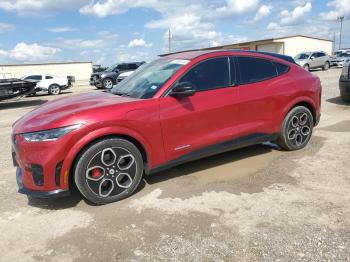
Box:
23, 74, 72, 95
330, 52, 350, 67
294, 51, 330, 71
12, 50, 321, 204
334, 49, 350, 56
0, 78, 36, 101
339, 61, 350, 102
117, 71, 135, 83
90, 62, 145, 89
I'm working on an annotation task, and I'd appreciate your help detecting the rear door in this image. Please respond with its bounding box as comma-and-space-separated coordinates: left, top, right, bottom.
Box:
159, 56, 240, 161
234, 56, 288, 135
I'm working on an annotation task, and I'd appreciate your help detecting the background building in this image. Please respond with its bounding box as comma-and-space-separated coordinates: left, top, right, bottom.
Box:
0, 61, 93, 84
204, 35, 333, 58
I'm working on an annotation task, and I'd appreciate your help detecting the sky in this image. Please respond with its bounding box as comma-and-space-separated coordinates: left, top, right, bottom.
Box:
0, 0, 349, 66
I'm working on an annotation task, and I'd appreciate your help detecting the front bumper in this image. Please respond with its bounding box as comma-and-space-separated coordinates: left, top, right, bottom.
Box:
11, 132, 74, 199
16, 167, 70, 198
90, 79, 102, 87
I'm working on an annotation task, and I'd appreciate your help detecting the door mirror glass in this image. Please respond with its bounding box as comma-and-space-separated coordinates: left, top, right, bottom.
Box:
170, 82, 196, 97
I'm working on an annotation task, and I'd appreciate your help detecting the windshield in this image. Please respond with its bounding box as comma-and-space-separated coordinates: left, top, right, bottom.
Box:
295, 53, 311, 60
106, 64, 117, 72
111, 59, 189, 99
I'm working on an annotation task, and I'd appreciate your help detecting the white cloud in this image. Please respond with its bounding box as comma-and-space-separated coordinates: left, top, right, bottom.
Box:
0, 42, 60, 61
320, 0, 350, 20
62, 39, 104, 49
0, 22, 15, 33
215, 0, 260, 16
0, 0, 90, 14
128, 38, 153, 48
254, 5, 272, 21
98, 31, 119, 39
48, 27, 76, 33
280, 2, 312, 25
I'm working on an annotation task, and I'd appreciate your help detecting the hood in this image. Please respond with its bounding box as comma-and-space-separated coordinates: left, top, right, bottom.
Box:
295, 59, 307, 65
13, 91, 138, 134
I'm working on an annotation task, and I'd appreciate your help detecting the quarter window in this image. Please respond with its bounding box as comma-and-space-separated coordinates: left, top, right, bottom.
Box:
274, 63, 290, 75
179, 57, 230, 91
237, 57, 277, 84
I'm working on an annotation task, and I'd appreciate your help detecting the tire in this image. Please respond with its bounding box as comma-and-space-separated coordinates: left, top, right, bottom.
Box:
48, 84, 61, 95
303, 64, 310, 71
277, 106, 314, 151
74, 138, 144, 205
340, 91, 350, 102
322, 61, 330, 71
102, 78, 114, 89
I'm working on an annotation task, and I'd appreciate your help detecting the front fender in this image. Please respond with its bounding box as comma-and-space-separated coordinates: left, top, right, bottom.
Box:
61, 126, 153, 188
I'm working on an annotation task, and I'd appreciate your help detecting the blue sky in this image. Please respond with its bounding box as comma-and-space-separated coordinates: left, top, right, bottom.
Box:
0, 0, 349, 66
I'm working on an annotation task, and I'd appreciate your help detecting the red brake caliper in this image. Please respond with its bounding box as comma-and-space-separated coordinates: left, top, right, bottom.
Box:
92, 168, 102, 179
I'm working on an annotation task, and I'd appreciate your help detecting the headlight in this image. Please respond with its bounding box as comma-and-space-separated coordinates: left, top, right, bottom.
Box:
22, 124, 81, 142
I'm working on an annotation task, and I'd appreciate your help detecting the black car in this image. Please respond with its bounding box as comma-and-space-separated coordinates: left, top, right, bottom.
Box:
0, 78, 36, 101
90, 62, 145, 89
340, 61, 350, 102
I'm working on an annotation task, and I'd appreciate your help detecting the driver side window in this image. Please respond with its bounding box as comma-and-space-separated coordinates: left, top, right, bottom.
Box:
178, 57, 230, 92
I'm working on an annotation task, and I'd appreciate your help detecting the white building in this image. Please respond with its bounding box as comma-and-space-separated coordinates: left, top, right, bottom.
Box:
204, 35, 334, 58
0, 61, 93, 84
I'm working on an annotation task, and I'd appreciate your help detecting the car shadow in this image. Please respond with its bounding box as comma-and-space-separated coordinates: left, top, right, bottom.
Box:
0, 99, 48, 109
27, 144, 276, 209
326, 96, 350, 106
145, 143, 275, 185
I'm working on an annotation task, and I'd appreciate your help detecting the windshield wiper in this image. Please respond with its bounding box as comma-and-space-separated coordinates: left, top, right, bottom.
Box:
114, 91, 131, 97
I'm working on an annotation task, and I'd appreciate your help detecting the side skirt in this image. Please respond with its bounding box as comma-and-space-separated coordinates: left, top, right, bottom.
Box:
147, 133, 278, 175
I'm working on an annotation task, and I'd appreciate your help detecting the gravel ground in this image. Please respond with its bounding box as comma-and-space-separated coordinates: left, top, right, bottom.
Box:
0, 68, 349, 262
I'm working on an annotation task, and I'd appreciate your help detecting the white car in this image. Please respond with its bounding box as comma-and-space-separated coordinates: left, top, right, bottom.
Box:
116, 71, 134, 83
23, 74, 71, 95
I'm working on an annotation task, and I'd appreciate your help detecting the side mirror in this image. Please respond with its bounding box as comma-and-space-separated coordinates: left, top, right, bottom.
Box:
169, 82, 196, 97
310, 56, 315, 60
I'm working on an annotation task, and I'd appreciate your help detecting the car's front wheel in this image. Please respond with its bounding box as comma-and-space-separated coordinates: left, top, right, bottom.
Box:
322, 61, 330, 71
102, 78, 114, 89
303, 64, 310, 71
48, 84, 61, 95
277, 106, 314, 151
74, 138, 144, 204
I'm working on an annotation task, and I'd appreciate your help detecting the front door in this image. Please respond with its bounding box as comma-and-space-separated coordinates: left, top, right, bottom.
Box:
159, 57, 240, 161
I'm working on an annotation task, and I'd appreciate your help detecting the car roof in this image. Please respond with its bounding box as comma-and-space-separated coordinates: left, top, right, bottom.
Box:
161, 49, 296, 64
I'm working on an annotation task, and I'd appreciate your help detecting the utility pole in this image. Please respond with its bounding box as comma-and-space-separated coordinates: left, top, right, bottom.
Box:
337, 16, 344, 50
168, 29, 172, 54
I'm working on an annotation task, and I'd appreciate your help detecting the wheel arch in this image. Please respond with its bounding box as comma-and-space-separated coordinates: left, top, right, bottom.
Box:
64, 131, 150, 191
282, 98, 317, 127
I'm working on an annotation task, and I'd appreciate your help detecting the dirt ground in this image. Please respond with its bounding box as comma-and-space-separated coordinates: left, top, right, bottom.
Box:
0, 69, 349, 262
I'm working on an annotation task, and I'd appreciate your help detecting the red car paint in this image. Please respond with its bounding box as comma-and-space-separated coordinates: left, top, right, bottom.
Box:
12, 50, 321, 195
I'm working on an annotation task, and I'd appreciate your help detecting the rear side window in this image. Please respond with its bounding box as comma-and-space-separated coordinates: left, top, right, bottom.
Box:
45, 75, 53, 79
179, 57, 230, 91
236, 57, 277, 84
25, 75, 42, 80
274, 63, 290, 75
128, 64, 139, 70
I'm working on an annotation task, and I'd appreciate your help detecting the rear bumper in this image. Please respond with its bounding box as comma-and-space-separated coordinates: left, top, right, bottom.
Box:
16, 167, 70, 198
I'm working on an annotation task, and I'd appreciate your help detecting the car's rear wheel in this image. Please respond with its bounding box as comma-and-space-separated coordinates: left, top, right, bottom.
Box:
303, 64, 310, 71
102, 78, 114, 89
277, 106, 314, 151
48, 84, 61, 95
322, 61, 330, 71
74, 138, 144, 205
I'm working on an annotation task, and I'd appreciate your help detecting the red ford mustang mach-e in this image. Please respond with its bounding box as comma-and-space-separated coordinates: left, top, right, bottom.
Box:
12, 50, 321, 204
